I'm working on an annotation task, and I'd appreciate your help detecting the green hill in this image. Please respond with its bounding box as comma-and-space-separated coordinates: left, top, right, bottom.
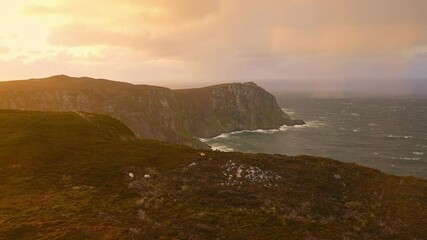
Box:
0, 110, 426, 239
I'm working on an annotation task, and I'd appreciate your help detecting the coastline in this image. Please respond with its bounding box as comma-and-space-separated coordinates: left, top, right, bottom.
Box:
200, 121, 324, 152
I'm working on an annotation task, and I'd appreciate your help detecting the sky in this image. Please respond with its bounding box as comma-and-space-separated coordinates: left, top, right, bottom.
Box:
0, 0, 426, 94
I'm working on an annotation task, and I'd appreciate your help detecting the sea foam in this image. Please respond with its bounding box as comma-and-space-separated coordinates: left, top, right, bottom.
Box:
387, 135, 414, 139
391, 157, 421, 161
210, 144, 234, 152
199, 120, 326, 152
206, 121, 324, 140
281, 108, 296, 116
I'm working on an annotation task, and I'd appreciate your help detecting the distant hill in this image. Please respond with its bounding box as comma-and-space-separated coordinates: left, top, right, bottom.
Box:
0, 75, 301, 147
0, 110, 426, 239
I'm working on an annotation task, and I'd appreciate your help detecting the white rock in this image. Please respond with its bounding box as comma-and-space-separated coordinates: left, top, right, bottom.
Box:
236, 167, 243, 178
144, 174, 151, 179
200, 153, 206, 156
129, 173, 134, 178
334, 174, 341, 179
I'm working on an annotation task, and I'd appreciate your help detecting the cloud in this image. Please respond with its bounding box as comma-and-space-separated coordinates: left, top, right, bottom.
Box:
271, 25, 422, 56
0, 46, 10, 54
414, 52, 427, 59
25, 0, 427, 58
0, 0, 425, 90
24, 0, 220, 25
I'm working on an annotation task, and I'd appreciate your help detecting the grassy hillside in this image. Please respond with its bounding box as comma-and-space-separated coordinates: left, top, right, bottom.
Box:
0, 110, 426, 239
0, 75, 296, 147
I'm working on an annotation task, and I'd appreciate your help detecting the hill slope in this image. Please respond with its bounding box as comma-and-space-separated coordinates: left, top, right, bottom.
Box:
0, 75, 300, 147
0, 110, 426, 239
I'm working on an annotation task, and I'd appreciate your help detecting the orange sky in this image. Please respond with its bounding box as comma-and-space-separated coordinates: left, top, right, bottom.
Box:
0, 0, 426, 92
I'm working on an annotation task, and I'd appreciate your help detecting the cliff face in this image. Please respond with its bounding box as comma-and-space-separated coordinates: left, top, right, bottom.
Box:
175, 82, 294, 138
0, 75, 298, 146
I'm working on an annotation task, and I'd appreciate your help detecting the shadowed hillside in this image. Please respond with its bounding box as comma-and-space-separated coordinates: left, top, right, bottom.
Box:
0, 110, 426, 239
0, 75, 301, 147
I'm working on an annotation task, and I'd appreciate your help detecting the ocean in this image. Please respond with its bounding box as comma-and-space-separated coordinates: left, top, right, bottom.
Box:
201, 96, 427, 179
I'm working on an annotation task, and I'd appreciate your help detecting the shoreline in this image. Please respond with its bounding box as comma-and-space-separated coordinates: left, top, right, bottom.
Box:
199, 121, 325, 152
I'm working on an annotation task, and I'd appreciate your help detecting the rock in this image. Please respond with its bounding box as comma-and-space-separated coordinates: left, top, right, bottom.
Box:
200, 153, 206, 157
129, 173, 134, 178
293, 119, 306, 125
334, 174, 341, 179
144, 174, 150, 179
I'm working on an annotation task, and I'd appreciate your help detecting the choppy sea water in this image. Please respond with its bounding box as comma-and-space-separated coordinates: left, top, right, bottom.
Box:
201, 97, 427, 179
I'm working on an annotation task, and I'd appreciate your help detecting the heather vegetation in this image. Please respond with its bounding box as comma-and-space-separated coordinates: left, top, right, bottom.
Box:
0, 110, 426, 239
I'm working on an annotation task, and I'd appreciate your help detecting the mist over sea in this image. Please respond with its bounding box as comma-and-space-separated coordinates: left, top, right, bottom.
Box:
201, 96, 427, 179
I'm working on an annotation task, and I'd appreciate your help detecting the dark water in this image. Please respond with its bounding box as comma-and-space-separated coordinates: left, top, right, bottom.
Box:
201, 97, 427, 179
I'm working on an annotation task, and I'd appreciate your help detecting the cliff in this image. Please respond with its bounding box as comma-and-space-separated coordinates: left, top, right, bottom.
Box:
175, 82, 296, 138
0, 75, 301, 146
0, 110, 426, 239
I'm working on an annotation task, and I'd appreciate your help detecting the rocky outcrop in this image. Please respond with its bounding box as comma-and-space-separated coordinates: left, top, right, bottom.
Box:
0, 75, 302, 146
175, 82, 299, 138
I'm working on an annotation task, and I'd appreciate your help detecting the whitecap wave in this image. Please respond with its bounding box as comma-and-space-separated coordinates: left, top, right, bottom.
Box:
210, 144, 234, 152
391, 157, 421, 161
200, 121, 325, 143
387, 135, 413, 139
281, 108, 296, 116
252, 129, 279, 134
213, 133, 231, 139
388, 106, 406, 111
214, 128, 283, 137
293, 121, 326, 129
